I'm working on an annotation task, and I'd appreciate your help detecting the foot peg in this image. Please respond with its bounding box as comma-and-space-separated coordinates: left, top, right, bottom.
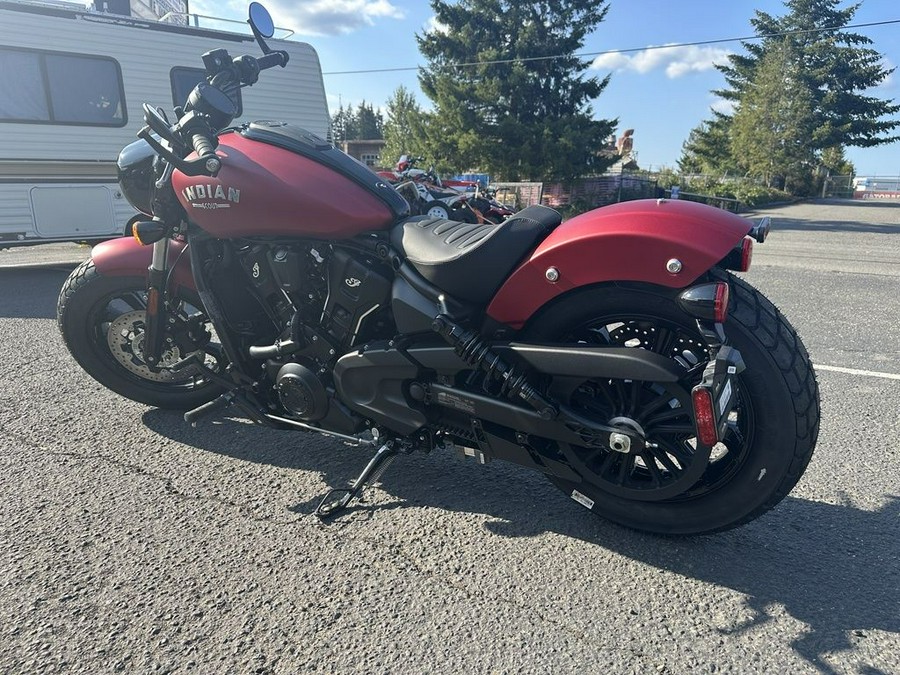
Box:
315, 442, 397, 518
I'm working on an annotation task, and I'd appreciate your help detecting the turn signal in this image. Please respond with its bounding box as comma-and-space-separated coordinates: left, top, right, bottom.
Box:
691, 386, 719, 446
720, 236, 754, 271
132, 220, 167, 245
677, 281, 730, 324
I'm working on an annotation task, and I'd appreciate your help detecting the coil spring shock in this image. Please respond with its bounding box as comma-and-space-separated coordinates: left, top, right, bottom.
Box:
432, 315, 557, 420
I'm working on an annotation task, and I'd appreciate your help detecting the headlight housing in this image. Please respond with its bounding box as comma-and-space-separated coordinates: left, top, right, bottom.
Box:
117, 139, 157, 216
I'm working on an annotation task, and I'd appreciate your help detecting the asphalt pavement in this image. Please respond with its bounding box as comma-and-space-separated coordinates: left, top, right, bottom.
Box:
0, 199, 898, 674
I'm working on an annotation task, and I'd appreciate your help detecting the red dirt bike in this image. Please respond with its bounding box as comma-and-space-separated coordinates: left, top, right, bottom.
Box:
57, 3, 819, 534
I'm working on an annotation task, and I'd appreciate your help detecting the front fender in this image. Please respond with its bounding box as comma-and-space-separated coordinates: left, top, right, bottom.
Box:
91, 237, 196, 294
486, 199, 752, 329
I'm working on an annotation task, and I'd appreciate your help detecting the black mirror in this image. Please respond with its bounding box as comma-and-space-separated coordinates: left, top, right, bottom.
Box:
248, 2, 275, 38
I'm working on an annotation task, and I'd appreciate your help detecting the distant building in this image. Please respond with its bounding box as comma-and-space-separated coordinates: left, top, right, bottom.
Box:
341, 139, 385, 168
92, 0, 188, 24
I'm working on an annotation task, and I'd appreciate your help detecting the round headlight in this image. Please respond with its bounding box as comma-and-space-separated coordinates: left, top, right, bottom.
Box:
117, 139, 157, 216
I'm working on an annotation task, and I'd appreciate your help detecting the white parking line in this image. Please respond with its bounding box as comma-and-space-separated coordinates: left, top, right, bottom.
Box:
816, 364, 900, 381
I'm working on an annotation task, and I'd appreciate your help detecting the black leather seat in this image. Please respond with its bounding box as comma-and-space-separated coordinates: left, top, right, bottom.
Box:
390, 205, 562, 305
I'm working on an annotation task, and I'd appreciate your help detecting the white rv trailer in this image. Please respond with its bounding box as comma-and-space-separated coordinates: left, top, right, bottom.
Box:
0, 0, 330, 246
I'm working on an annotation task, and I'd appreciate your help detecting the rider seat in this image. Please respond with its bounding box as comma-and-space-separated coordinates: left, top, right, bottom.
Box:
390, 205, 562, 305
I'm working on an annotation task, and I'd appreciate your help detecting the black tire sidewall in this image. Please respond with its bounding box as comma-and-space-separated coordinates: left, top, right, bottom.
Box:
523, 282, 801, 535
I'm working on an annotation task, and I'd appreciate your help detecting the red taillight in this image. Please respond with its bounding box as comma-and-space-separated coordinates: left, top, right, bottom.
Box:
739, 236, 753, 271
691, 386, 719, 446
714, 282, 729, 323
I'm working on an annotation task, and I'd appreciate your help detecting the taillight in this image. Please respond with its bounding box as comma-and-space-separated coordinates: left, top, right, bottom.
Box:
740, 236, 754, 271
714, 282, 729, 323
691, 386, 719, 446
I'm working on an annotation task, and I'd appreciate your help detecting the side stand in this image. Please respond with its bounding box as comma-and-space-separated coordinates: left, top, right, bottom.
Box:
315, 441, 398, 518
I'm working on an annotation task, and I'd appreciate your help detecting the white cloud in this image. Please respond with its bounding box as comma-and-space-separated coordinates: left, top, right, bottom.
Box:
710, 97, 736, 115
424, 15, 449, 35
191, 0, 405, 36
872, 58, 895, 90
591, 44, 732, 79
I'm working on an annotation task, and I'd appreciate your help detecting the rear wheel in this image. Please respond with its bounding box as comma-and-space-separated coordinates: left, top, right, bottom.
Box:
524, 273, 819, 534
57, 259, 224, 410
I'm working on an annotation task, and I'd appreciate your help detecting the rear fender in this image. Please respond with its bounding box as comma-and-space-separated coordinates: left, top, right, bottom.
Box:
486, 199, 752, 329
91, 237, 196, 295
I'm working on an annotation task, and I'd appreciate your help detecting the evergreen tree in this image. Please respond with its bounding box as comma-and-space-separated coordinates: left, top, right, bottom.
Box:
678, 113, 746, 176
717, 0, 900, 150
354, 101, 384, 140
330, 103, 358, 145
731, 40, 818, 191
381, 86, 429, 168
417, 0, 616, 181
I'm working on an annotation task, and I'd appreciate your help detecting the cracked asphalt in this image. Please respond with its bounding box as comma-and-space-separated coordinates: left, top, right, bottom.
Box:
1, 199, 898, 674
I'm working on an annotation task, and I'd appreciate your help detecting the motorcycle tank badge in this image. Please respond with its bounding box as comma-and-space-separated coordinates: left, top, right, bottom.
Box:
182, 184, 241, 208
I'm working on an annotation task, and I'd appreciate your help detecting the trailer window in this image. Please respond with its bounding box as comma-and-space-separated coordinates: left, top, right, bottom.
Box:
171, 67, 242, 116
0, 48, 125, 126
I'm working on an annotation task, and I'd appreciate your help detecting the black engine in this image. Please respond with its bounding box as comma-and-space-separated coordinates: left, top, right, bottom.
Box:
230, 240, 394, 432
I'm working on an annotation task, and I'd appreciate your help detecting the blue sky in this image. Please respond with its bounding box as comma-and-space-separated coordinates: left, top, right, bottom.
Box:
196, 0, 900, 176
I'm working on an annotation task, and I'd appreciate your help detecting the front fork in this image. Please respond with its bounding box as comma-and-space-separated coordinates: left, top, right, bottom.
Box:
142, 237, 171, 368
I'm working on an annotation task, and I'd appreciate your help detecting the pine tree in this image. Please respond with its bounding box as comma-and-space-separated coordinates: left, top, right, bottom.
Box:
417, 0, 616, 181
730, 40, 818, 191
354, 101, 384, 140
381, 86, 429, 168
330, 103, 358, 145
678, 113, 746, 176
717, 0, 900, 150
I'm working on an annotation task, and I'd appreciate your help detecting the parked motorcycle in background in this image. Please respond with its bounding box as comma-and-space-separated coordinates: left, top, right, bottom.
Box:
57, 2, 819, 535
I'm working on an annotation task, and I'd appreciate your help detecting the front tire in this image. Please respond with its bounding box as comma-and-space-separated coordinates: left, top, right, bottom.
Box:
57, 259, 224, 410
524, 273, 820, 534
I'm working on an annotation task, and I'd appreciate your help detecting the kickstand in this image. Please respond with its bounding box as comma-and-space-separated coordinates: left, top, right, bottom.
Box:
315, 441, 398, 519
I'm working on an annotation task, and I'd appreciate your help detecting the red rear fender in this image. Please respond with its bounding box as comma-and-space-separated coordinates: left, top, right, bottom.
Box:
486, 199, 752, 329
91, 237, 196, 294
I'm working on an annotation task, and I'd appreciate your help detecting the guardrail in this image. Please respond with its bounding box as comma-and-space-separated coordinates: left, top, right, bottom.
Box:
667, 190, 743, 213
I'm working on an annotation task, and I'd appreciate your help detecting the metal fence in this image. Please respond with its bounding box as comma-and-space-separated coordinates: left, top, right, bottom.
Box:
493, 174, 658, 212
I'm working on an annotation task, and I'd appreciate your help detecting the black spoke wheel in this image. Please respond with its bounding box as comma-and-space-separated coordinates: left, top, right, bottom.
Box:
524, 274, 819, 534
58, 259, 224, 410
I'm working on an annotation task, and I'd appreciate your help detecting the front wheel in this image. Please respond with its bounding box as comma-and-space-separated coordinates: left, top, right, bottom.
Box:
524, 273, 820, 534
426, 204, 450, 219
57, 259, 224, 410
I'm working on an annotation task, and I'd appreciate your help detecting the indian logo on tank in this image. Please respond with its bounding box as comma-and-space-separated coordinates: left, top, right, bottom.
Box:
182, 184, 241, 209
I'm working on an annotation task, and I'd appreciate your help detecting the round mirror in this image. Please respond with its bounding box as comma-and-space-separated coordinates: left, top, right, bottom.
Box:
248, 2, 275, 38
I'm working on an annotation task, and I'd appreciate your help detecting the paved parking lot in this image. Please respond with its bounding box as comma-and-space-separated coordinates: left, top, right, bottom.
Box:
1, 199, 898, 674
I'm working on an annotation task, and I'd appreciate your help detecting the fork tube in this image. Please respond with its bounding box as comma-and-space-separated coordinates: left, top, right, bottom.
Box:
143, 237, 170, 368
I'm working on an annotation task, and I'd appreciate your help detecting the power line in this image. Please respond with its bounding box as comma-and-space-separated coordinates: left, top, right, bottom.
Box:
322, 18, 900, 76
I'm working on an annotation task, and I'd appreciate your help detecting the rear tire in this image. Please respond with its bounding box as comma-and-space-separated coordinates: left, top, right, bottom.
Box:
57, 259, 224, 410
523, 273, 819, 534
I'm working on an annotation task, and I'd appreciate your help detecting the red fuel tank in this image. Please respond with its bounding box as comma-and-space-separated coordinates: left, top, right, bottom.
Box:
172, 123, 409, 239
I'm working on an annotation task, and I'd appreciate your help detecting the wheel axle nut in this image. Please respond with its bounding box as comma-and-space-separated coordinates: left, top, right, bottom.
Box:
609, 432, 631, 454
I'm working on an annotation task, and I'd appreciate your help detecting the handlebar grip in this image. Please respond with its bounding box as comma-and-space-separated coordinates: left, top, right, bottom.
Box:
257, 50, 289, 70
191, 132, 215, 158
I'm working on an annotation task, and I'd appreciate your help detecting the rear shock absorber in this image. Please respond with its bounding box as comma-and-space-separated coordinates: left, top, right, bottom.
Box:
432, 314, 557, 420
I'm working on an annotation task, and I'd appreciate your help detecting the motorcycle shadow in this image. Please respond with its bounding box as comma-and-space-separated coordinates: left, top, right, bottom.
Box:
142, 409, 898, 674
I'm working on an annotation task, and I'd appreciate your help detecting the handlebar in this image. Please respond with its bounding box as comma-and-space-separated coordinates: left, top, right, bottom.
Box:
256, 50, 289, 71
138, 45, 289, 178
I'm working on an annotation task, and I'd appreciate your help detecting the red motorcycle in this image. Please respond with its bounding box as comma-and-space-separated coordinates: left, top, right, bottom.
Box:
57, 3, 819, 534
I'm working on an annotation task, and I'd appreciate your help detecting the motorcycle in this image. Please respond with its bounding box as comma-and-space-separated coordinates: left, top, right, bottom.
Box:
57, 2, 819, 535
379, 155, 472, 220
